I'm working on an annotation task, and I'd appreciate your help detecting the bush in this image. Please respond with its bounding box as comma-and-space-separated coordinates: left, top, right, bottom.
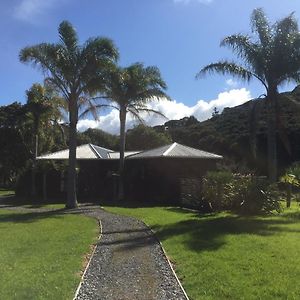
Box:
180, 178, 213, 212
202, 171, 281, 215
228, 176, 281, 215
280, 162, 300, 207
202, 171, 233, 211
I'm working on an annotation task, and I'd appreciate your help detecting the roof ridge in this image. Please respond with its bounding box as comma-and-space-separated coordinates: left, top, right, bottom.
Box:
174, 142, 220, 155
89, 144, 102, 158
90, 144, 114, 153
163, 142, 177, 156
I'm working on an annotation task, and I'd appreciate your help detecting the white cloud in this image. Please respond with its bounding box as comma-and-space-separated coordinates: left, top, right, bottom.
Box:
13, 0, 62, 22
226, 79, 238, 88
174, 0, 213, 4
77, 88, 252, 134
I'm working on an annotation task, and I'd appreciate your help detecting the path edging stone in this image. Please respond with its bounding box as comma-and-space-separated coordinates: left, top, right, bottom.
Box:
73, 219, 102, 300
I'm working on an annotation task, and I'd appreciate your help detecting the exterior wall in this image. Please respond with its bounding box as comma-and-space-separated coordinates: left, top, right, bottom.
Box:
28, 158, 219, 204
125, 158, 219, 204
77, 160, 118, 199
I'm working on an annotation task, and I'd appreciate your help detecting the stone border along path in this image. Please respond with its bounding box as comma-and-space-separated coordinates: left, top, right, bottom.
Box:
73, 205, 188, 300
0, 199, 188, 300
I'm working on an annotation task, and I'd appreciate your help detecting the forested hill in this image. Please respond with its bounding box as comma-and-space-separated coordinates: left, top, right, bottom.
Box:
2, 88, 299, 186
154, 87, 300, 174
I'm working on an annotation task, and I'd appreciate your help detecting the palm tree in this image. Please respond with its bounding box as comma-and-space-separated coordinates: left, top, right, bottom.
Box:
100, 63, 169, 200
26, 83, 63, 159
26, 83, 61, 197
197, 8, 300, 181
20, 21, 118, 208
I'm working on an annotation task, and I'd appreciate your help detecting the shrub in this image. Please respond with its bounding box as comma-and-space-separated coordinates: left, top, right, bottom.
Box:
228, 176, 281, 215
202, 171, 281, 215
280, 162, 300, 207
180, 178, 213, 212
202, 171, 233, 211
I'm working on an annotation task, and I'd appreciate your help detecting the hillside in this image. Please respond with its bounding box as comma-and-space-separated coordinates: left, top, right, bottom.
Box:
154, 88, 300, 174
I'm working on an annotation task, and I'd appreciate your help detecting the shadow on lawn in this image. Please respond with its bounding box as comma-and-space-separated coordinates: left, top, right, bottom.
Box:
0, 208, 66, 223
0, 194, 65, 207
150, 212, 300, 253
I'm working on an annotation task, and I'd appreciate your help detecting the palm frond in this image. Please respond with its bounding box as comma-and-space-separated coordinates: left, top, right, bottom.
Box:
251, 8, 271, 46
20, 44, 71, 98
196, 61, 253, 81
58, 21, 78, 52
271, 13, 300, 85
129, 105, 167, 119
222, 34, 270, 81
135, 89, 170, 103
78, 103, 116, 120
221, 34, 252, 57
127, 107, 145, 124
79, 37, 119, 90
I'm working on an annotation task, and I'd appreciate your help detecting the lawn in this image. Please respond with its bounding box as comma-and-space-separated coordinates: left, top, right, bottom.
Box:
0, 208, 98, 300
105, 203, 300, 300
0, 188, 15, 196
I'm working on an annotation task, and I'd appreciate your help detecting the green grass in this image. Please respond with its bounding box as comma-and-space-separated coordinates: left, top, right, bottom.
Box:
0, 188, 15, 196
105, 203, 300, 300
0, 208, 98, 300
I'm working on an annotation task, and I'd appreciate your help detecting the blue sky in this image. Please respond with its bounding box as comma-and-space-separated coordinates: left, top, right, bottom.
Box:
1, 0, 300, 132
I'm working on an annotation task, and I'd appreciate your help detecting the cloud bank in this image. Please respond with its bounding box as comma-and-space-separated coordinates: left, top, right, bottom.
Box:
77, 88, 252, 134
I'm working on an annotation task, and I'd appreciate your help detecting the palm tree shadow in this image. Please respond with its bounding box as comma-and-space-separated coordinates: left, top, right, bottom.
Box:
151, 214, 300, 253
0, 209, 66, 224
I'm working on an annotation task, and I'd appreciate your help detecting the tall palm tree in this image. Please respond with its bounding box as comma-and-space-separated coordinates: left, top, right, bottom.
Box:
100, 63, 169, 200
197, 8, 300, 181
20, 21, 118, 208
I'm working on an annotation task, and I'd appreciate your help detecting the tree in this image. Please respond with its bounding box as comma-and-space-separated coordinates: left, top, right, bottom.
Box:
0, 102, 29, 186
80, 128, 119, 150
212, 107, 219, 117
197, 8, 300, 181
25, 83, 63, 197
126, 124, 171, 150
20, 21, 118, 208
100, 63, 169, 200
280, 163, 300, 208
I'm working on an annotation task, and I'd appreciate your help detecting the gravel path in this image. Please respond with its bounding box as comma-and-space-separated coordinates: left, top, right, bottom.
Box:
0, 198, 188, 300
74, 206, 188, 300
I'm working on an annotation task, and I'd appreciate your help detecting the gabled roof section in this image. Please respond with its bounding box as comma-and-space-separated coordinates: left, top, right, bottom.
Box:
37, 144, 114, 160
37, 142, 222, 160
128, 142, 223, 159
108, 151, 141, 159
90, 144, 114, 159
37, 144, 141, 160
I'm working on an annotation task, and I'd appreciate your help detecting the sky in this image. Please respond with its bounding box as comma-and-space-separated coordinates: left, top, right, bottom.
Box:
1, 0, 300, 133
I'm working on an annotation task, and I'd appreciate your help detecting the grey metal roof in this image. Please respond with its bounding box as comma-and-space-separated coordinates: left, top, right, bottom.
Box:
127, 142, 223, 159
109, 151, 140, 159
37, 144, 100, 160
37, 144, 140, 160
90, 144, 114, 159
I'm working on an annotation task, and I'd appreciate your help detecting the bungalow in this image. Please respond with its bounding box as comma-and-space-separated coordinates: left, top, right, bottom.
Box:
36, 142, 222, 204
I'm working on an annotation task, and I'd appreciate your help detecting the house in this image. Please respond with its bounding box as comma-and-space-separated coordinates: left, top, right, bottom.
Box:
36, 142, 222, 204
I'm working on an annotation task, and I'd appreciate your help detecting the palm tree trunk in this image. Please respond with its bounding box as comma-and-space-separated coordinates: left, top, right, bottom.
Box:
267, 89, 278, 182
66, 99, 78, 208
118, 107, 127, 201
43, 171, 47, 202
31, 133, 38, 198
287, 184, 291, 208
